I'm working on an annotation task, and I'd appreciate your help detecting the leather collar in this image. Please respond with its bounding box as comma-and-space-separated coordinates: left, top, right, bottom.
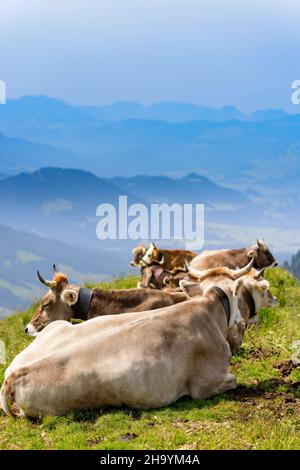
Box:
243, 287, 256, 318
208, 286, 231, 325
72, 288, 93, 321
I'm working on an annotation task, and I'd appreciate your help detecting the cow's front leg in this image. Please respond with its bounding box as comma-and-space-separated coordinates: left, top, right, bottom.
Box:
190, 372, 236, 400
214, 372, 236, 395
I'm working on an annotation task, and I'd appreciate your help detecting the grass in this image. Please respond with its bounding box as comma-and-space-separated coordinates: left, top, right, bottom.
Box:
0, 269, 300, 450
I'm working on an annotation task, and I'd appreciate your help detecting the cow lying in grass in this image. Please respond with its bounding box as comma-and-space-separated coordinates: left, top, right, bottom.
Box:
138, 242, 197, 272
190, 239, 277, 271
138, 264, 192, 289
1, 263, 276, 418
184, 260, 276, 326
132, 240, 276, 290
131, 243, 197, 289
25, 268, 187, 336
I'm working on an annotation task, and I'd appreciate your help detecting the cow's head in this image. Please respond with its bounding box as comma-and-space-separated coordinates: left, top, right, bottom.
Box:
141, 243, 163, 266
233, 269, 277, 315
247, 239, 277, 269
130, 244, 147, 267
26, 266, 80, 336
228, 271, 277, 352
180, 265, 277, 354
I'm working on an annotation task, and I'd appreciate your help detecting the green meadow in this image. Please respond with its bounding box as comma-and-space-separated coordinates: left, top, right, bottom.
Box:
0, 269, 299, 450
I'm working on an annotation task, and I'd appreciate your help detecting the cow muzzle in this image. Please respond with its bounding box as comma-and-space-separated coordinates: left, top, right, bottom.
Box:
25, 323, 39, 337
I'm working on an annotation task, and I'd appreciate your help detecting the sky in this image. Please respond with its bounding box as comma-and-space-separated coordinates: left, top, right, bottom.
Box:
0, 0, 299, 111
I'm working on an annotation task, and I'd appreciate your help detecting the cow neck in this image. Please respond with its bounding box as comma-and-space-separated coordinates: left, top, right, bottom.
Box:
71, 288, 93, 321
153, 266, 168, 284
242, 287, 256, 319
207, 286, 231, 326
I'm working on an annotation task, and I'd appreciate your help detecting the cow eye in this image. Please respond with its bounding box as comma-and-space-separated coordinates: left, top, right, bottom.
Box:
42, 303, 50, 309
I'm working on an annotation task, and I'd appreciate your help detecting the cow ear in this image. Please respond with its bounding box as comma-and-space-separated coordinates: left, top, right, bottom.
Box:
247, 249, 256, 258
179, 280, 203, 298
231, 278, 244, 297
61, 289, 78, 306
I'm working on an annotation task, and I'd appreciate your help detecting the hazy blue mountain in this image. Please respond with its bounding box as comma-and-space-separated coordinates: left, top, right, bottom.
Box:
248, 109, 288, 121
0, 95, 99, 128
0, 131, 83, 175
0, 96, 298, 182
110, 173, 246, 205
64, 116, 300, 183
81, 101, 246, 122
0, 224, 129, 317
0, 166, 270, 249
0, 167, 142, 247
0, 96, 289, 128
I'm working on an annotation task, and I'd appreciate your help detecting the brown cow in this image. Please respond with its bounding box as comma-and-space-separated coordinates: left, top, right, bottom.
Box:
185, 260, 276, 326
190, 239, 277, 272
1, 266, 276, 417
140, 242, 197, 272
25, 268, 187, 336
138, 264, 193, 289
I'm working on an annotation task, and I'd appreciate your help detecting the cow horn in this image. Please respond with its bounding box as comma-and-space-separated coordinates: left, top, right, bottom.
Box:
230, 257, 255, 279
187, 257, 255, 282
37, 270, 57, 289
158, 255, 165, 265
53, 263, 58, 273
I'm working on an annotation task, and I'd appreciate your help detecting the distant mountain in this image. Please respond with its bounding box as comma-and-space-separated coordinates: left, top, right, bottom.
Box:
60, 116, 300, 183
0, 95, 99, 128
0, 167, 269, 250
0, 167, 141, 247
81, 101, 247, 122
0, 96, 289, 128
0, 224, 129, 317
0, 96, 298, 182
110, 173, 246, 205
0, 131, 83, 175
248, 109, 287, 121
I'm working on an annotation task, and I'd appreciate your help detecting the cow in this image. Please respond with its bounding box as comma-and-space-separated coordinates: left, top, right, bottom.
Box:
131, 243, 197, 289
138, 264, 193, 290
140, 243, 198, 273
189, 239, 277, 272
0, 265, 276, 418
185, 259, 276, 325
25, 267, 187, 336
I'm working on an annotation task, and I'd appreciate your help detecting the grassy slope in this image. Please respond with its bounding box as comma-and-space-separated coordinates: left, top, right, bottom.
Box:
0, 269, 299, 450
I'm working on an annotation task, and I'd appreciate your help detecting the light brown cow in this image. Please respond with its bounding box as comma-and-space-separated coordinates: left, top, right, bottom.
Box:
190, 239, 277, 271
1, 267, 276, 418
140, 243, 197, 272
185, 261, 276, 325
25, 268, 187, 336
